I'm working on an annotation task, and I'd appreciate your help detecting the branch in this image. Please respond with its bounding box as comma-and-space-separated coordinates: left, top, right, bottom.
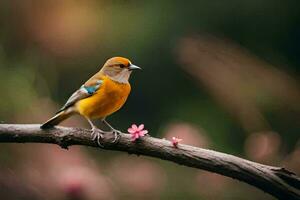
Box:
0, 124, 299, 199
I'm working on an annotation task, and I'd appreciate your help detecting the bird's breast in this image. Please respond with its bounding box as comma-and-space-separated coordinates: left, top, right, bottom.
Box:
76, 78, 131, 119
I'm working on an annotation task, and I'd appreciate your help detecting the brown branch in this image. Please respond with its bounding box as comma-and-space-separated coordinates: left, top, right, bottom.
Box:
0, 124, 299, 199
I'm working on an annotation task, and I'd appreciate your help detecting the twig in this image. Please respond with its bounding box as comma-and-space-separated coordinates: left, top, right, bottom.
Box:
0, 124, 299, 200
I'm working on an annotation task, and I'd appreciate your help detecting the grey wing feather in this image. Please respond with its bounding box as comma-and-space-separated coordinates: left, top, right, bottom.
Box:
57, 80, 103, 113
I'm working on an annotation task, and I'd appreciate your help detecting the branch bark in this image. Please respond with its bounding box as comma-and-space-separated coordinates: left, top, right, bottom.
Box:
0, 124, 299, 199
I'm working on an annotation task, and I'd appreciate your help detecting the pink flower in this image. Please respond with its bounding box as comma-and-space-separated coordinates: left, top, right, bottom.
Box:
171, 137, 182, 148
128, 124, 148, 141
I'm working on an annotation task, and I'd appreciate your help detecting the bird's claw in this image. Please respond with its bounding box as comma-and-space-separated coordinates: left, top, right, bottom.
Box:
91, 127, 122, 145
91, 128, 104, 147
111, 129, 122, 143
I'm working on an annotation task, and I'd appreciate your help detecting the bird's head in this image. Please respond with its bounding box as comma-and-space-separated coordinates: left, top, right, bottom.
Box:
100, 57, 141, 83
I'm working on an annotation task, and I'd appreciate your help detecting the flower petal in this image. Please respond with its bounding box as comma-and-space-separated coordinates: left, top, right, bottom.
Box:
140, 130, 148, 136
171, 137, 182, 148
132, 124, 138, 130
138, 124, 144, 131
128, 128, 136, 134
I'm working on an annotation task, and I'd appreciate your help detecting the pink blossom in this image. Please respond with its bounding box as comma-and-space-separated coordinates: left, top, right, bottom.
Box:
128, 124, 148, 141
171, 137, 182, 148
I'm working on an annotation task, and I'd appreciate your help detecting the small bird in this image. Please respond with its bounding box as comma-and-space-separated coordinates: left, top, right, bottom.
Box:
41, 57, 141, 145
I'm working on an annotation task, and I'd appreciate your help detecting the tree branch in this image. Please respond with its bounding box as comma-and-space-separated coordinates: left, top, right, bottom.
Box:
0, 124, 299, 199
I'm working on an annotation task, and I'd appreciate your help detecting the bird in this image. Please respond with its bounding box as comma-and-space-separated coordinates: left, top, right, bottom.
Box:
41, 57, 141, 146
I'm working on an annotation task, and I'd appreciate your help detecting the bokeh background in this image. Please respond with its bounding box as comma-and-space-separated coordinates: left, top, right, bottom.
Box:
0, 0, 299, 199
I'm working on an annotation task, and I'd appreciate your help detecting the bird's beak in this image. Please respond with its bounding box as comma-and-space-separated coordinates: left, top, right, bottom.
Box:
129, 64, 141, 71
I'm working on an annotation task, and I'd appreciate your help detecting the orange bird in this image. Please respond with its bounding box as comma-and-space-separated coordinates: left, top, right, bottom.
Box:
41, 57, 141, 145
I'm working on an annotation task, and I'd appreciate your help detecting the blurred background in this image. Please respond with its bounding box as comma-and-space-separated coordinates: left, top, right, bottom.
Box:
0, 0, 299, 199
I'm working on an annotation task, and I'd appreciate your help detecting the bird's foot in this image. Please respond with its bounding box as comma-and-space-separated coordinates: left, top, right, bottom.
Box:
111, 129, 122, 143
104, 129, 122, 143
91, 127, 105, 147
102, 120, 122, 143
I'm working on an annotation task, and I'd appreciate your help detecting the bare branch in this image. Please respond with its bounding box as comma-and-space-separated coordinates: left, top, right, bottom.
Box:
0, 124, 299, 199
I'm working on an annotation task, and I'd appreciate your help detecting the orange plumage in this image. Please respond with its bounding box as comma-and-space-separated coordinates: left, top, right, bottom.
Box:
76, 75, 131, 119
41, 57, 141, 145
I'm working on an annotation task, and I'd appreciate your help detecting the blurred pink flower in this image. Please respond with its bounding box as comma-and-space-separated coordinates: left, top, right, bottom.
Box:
171, 137, 182, 148
164, 123, 210, 147
244, 131, 281, 163
109, 156, 166, 197
194, 171, 230, 198
128, 124, 148, 141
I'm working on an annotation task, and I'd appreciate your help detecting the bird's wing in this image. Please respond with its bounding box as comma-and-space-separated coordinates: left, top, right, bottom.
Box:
57, 79, 103, 113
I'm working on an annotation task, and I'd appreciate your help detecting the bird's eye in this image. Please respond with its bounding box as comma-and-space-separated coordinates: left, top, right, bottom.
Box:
120, 64, 125, 68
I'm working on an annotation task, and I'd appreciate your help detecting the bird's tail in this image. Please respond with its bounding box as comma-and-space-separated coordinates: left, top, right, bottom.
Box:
40, 110, 73, 129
